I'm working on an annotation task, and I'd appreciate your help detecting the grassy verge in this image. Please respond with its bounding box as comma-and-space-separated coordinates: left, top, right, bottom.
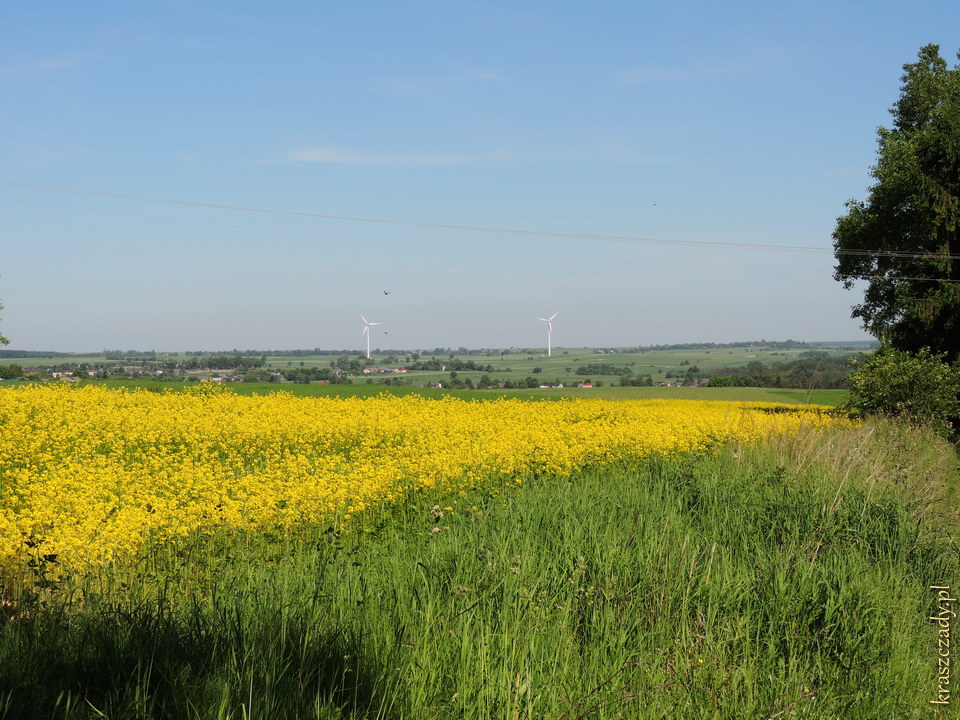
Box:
1, 422, 956, 718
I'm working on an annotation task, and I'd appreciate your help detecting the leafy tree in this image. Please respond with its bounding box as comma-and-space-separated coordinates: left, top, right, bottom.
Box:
833, 45, 960, 361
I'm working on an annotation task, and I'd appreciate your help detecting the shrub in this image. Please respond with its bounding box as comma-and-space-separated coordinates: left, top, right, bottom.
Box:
0, 364, 23, 379
841, 346, 960, 436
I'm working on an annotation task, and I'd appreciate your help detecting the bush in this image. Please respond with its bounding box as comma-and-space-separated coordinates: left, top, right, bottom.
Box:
0, 364, 23, 379
841, 346, 960, 436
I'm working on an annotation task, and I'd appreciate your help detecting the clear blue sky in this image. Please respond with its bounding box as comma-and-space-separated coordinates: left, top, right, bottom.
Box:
2, 1, 957, 352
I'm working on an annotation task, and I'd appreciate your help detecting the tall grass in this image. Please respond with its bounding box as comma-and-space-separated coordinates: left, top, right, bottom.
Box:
1, 421, 957, 718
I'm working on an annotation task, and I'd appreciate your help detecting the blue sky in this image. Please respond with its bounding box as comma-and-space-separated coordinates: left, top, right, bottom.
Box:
2, 1, 958, 352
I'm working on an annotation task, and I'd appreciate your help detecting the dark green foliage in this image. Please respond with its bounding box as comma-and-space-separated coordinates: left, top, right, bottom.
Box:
618, 373, 654, 386
841, 345, 960, 435
702, 355, 855, 389
0, 364, 22, 379
179, 355, 265, 370
834, 45, 960, 361
575, 362, 632, 376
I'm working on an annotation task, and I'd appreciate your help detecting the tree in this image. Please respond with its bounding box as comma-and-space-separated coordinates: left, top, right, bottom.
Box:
833, 45, 960, 361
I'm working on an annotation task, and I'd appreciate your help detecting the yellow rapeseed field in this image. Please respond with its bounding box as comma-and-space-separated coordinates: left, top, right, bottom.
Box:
0, 384, 849, 578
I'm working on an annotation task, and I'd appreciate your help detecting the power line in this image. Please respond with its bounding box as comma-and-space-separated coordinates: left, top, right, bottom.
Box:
836, 273, 960, 284
0, 179, 829, 253
0, 197, 620, 265
0, 197, 782, 276
3, 179, 960, 262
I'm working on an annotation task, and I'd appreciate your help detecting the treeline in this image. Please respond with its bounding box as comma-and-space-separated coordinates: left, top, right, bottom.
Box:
407, 359, 497, 372
179, 355, 265, 370
633, 340, 877, 352
243, 367, 348, 384
575, 363, 631, 376
707, 356, 855, 389
635, 340, 811, 352
0, 350, 73, 358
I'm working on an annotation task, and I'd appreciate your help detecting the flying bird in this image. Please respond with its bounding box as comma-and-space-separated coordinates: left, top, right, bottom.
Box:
383, 290, 391, 295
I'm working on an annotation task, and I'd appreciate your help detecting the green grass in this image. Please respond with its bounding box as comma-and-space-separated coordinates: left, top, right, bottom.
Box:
2, 422, 955, 718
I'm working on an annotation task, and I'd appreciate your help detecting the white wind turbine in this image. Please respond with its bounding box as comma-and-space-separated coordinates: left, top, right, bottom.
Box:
537, 313, 558, 356
361, 314, 382, 359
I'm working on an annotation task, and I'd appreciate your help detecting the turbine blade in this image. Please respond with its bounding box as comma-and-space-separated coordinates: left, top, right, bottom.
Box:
361, 314, 368, 323
548, 313, 558, 321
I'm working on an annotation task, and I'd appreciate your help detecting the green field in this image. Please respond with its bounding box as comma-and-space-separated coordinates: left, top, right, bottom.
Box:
265, 344, 866, 388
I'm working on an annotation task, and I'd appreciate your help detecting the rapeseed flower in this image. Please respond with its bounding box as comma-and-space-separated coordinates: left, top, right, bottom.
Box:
0, 385, 848, 578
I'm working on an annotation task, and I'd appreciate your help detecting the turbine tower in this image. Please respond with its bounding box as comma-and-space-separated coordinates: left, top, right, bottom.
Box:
537, 313, 558, 356
361, 314, 382, 359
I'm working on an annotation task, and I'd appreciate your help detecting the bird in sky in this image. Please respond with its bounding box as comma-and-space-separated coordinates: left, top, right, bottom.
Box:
383, 290, 391, 295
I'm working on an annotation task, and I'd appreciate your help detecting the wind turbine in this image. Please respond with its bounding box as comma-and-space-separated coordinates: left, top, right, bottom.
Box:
537, 313, 558, 356
361, 314, 382, 359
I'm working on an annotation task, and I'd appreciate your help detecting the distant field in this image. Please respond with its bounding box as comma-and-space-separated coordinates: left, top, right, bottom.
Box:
262, 344, 865, 391
3, 343, 867, 403
266, 344, 865, 375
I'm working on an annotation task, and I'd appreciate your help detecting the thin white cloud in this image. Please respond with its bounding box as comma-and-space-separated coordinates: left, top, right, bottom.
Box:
287, 148, 512, 165
584, 138, 688, 165
611, 60, 746, 86
0, 51, 94, 75
374, 66, 506, 98
285, 146, 686, 166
